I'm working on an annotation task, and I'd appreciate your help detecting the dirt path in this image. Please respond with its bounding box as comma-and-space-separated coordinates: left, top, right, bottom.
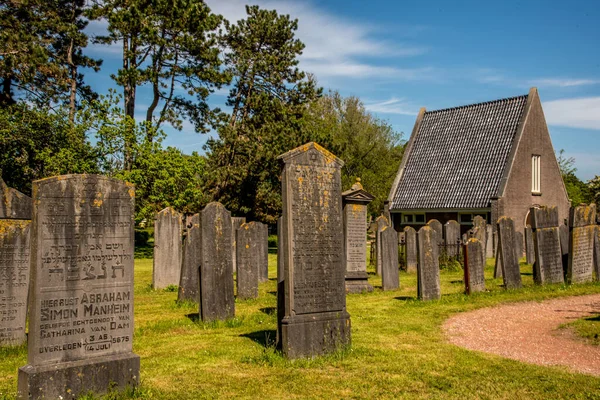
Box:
443, 294, 600, 376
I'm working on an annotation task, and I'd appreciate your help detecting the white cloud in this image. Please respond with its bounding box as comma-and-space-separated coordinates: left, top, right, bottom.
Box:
544, 97, 600, 130
206, 0, 427, 82
364, 97, 417, 115
530, 78, 600, 88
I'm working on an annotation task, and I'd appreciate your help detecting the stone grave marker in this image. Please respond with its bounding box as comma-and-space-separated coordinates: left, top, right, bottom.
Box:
258, 222, 269, 282
486, 224, 495, 258
417, 226, 441, 301
153, 207, 182, 289
567, 204, 597, 284
472, 216, 487, 250
0, 178, 32, 220
594, 225, 600, 280
18, 175, 139, 400
494, 240, 503, 279
404, 226, 417, 273
497, 216, 522, 289
236, 222, 260, 299
463, 238, 485, 294
559, 223, 570, 277
277, 142, 350, 359
525, 225, 535, 264
427, 219, 444, 248
177, 214, 200, 303
381, 226, 399, 291
515, 231, 524, 260
375, 215, 389, 275
444, 220, 460, 258
276, 217, 284, 344
231, 217, 246, 274
531, 206, 564, 284
0, 220, 30, 346
199, 202, 235, 322
342, 178, 374, 293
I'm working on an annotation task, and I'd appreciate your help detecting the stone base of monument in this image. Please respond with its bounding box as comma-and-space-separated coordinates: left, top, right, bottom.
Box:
279, 311, 351, 359
345, 272, 373, 293
17, 353, 140, 400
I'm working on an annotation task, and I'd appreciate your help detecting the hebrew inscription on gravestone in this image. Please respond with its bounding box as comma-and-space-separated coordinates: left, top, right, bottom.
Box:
531, 206, 564, 285
567, 204, 597, 284
463, 238, 485, 294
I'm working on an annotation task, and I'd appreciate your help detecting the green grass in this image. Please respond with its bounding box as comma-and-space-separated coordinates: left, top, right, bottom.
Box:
562, 313, 600, 346
2, 255, 600, 399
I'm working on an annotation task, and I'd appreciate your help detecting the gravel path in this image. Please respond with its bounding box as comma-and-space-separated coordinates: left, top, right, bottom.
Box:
443, 294, 600, 376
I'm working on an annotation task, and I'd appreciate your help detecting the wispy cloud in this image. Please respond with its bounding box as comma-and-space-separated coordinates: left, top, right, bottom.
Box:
544, 97, 600, 130
474, 69, 600, 89
364, 97, 417, 115
529, 78, 600, 88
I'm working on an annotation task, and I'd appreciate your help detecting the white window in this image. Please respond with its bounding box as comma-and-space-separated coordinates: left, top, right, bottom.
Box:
532, 155, 541, 193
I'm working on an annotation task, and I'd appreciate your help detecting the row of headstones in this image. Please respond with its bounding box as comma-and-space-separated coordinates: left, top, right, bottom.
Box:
0, 175, 140, 399
152, 204, 269, 322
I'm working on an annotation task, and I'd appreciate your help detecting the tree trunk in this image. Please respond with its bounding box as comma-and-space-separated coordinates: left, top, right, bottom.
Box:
67, 38, 77, 124
0, 76, 14, 107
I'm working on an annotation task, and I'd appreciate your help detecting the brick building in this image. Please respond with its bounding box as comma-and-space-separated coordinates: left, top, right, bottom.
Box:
388, 87, 570, 235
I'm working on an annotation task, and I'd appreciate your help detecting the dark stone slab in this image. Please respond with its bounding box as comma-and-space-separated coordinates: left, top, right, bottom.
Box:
0, 178, 32, 220
463, 238, 485, 294
525, 225, 535, 264
486, 224, 495, 259
515, 231, 524, 260
404, 226, 417, 273
417, 226, 441, 301
375, 215, 389, 276
381, 226, 399, 291
472, 216, 487, 251
567, 204, 597, 284
494, 241, 503, 279
531, 206, 564, 284
199, 202, 235, 322
342, 179, 374, 293
153, 207, 182, 289
19, 175, 139, 399
427, 219, 443, 246
231, 217, 246, 274
178, 214, 200, 303
277, 142, 350, 359
257, 222, 269, 282
277, 217, 284, 345
444, 220, 460, 258
497, 217, 522, 289
560, 223, 569, 277
236, 222, 260, 299
594, 226, 600, 281
0, 220, 30, 346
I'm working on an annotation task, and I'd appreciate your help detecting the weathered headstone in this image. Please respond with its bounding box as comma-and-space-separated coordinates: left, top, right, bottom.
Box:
594, 225, 600, 281
494, 241, 503, 279
198, 202, 235, 322
404, 226, 417, 273
258, 222, 269, 282
463, 238, 485, 294
427, 219, 443, 247
276, 217, 284, 344
236, 222, 260, 299
342, 178, 374, 293
383, 200, 391, 224
0, 220, 30, 346
153, 207, 182, 289
497, 217, 522, 289
486, 224, 495, 258
231, 217, 246, 274
417, 226, 441, 301
567, 204, 597, 284
381, 226, 399, 291
559, 223, 570, 277
472, 216, 487, 250
525, 225, 535, 264
0, 178, 32, 220
444, 220, 460, 258
18, 175, 139, 400
277, 142, 350, 358
375, 215, 389, 275
515, 231, 524, 260
531, 206, 564, 284
177, 214, 200, 303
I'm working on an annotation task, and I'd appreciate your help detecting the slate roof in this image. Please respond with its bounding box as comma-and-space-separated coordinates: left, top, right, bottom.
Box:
390, 94, 529, 210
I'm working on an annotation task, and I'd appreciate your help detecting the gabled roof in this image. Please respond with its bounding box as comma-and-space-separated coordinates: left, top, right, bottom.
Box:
342, 178, 375, 204
389, 92, 530, 210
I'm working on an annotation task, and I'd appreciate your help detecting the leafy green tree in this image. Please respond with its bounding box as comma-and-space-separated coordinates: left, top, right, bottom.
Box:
588, 176, 600, 206
556, 149, 594, 206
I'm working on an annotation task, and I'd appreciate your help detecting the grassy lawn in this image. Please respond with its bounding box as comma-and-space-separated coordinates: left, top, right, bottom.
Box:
562, 313, 600, 346
2, 254, 600, 399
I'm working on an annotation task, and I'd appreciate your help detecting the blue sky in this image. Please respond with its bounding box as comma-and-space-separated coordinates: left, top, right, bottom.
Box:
83, 0, 600, 181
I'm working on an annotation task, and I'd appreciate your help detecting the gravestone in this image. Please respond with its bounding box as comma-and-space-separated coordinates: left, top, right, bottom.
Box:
177, 214, 200, 303
258, 222, 269, 282
567, 204, 597, 284
0, 178, 32, 219
375, 215, 389, 275
381, 226, 399, 291
276, 217, 284, 344
236, 222, 260, 299
594, 226, 600, 280
472, 216, 487, 249
494, 241, 503, 279
515, 231, 524, 260
199, 202, 235, 322
497, 217, 522, 289
342, 178, 374, 293
0, 220, 30, 346
531, 206, 564, 284
463, 238, 485, 294
18, 175, 139, 400
417, 226, 441, 301
444, 220, 460, 258
559, 223, 570, 277
153, 207, 182, 289
404, 226, 417, 273
383, 200, 391, 224
525, 225, 535, 264
277, 142, 350, 359
427, 219, 444, 248
486, 224, 495, 258
231, 217, 246, 274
